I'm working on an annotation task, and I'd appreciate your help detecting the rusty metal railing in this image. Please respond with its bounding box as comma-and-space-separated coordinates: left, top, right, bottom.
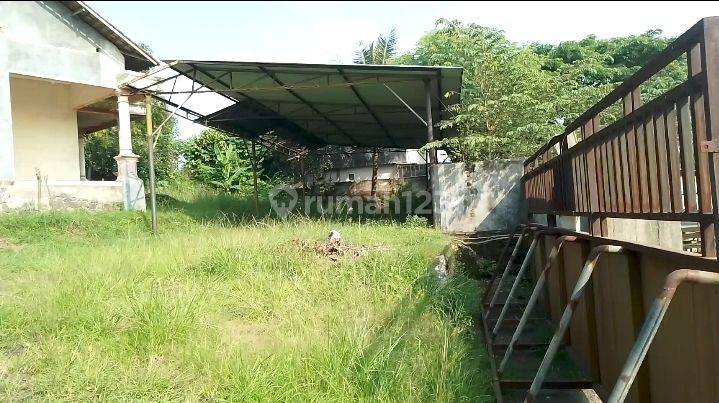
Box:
524, 245, 626, 402
497, 235, 577, 377
481, 224, 719, 402
491, 231, 546, 338
487, 225, 533, 309
522, 17, 719, 258
607, 269, 719, 402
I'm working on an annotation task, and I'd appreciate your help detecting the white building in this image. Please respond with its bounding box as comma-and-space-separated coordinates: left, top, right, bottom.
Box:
0, 1, 158, 212
307, 148, 448, 196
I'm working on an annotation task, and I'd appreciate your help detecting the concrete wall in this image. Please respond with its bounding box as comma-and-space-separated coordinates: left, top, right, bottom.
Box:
11, 76, 80, 180
0, 1, 127, 182
0, 180, 125, 212
0, 1, 126, 88
432, 160, 525, 233
0, 71, 12, 181
331, 176, 427, 198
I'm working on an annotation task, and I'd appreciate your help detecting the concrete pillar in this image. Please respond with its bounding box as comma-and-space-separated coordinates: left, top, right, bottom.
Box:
78, 135, 86, 180
113, 90, 146, 211
0, 71, 14, 183
116, 92, 133, 156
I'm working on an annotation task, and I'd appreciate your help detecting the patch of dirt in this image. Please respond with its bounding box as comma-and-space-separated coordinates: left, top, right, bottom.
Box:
0, 238, 21, 252
291, 237, 371, 261
220, 319, 277, 352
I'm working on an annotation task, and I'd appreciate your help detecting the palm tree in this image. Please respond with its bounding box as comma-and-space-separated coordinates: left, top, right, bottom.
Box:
354, 28, 398, 65
354, 29, 398, 196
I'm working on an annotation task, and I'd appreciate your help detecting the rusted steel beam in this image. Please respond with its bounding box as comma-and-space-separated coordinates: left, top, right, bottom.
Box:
516, 210, 713, 223
688, 43, 718, 257
655, 112, 672, 212
528, 224, 719, 270
678, 96, 699, 212
491, 341, 552, 351
483, 226, 522, 304
665, 105, 684, 212
699, 17, 719, 258
624, 91, 641, 213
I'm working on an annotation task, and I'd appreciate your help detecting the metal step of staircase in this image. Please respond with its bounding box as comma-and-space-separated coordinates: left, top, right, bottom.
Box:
474, 227, 602, 403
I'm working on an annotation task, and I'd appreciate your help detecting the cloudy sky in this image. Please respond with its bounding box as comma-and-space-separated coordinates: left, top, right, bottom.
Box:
88, 1, 719, 137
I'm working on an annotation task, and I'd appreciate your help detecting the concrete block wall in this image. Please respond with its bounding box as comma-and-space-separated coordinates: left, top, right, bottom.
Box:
431, 160, 526, 233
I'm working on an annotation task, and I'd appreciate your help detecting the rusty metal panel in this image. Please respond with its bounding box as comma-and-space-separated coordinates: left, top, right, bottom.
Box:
591, 252, 648, 402
678, 96, 699, 213
481, 225, 719, 401
521, 19, 719, 249
689, 281, 719, 400
636, 121, 651, 213
645, 118, 661, 213
561, 241, 596, 377
546, 237, 571, 325
654, 112, 672, 212
618, 131, 631, 213
665, 106, 684, 212
613, 136, 623, 212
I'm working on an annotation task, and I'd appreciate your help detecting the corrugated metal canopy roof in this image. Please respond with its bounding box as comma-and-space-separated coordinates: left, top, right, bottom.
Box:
133, 60, 462, 149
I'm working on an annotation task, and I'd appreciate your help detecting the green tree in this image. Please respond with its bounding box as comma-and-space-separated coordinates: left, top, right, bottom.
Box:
403, 21, 685, 161
409, 19, 568, 161
182, 129, 277, 193
532, 29, 687, 122
84, 100, 179, 183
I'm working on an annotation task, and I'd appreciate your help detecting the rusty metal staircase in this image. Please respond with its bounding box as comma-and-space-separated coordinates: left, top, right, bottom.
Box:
478, 225, 719, 403
479, 226, 597, 403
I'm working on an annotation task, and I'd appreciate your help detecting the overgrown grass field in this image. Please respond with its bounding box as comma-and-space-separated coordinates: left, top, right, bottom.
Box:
0, 184, 492, 401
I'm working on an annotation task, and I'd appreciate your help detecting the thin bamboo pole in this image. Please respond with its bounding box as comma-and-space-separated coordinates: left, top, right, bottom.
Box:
146, 95, 158, 235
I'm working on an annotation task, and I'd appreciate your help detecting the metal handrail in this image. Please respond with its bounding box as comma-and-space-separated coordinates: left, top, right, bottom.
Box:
497, 235, 578, 376
491, 231, 548, 338
482, 225, 521, 306
488, 226, 532, 309
607, 269, 719, 402
525, 245, 625, 403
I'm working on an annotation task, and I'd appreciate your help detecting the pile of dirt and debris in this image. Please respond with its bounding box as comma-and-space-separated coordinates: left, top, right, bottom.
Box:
0, 238, 21, 252
291, 230, 370, 261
